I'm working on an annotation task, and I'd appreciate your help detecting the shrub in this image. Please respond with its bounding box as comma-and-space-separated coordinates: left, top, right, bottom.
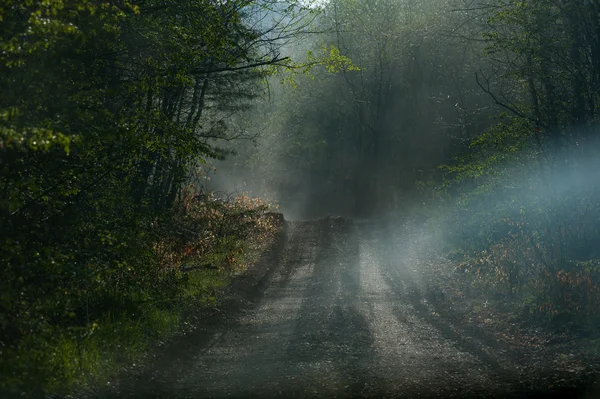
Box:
0, 187, 280, 397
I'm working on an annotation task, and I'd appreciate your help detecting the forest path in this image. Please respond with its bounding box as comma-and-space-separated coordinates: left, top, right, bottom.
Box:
106, 218, 547, 399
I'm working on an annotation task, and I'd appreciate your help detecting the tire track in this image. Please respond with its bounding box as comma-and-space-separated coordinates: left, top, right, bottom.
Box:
98, 217, 552, 399
360, 219, 523, 397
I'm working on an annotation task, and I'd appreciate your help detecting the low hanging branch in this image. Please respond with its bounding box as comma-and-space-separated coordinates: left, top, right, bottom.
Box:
190, 56, 292, 75
475, 71, 546, 129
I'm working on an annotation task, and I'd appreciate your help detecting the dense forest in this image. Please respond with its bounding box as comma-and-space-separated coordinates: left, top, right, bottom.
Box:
0, 0, 315, 395
221, 0, 600, 368
227, 0, 600, 318
3, 0, 600, 396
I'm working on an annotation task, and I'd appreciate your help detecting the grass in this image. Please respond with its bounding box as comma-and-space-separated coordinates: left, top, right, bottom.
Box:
7, 270, 247, 397
184, 268, 231, 305
0, 201, 282, 398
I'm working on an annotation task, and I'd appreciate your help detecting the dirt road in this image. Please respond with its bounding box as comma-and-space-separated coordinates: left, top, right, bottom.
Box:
107, 218, 591, 399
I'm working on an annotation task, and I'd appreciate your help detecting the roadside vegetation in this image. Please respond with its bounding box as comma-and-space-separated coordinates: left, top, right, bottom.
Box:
0, 0, 312, 396
5, 0, 600, 396
428, 1, 600, 336
1, 186, 280, 396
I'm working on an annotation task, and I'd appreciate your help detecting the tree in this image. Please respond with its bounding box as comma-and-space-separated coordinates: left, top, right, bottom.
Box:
0, 0, 317, 394
231, 0, 497, 217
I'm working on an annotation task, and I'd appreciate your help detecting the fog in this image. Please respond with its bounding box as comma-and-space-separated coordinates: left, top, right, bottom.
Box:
7, 0, 600, 396
205, 0, 494, 221
202, 0, 600, 391
205, 0, 600, 336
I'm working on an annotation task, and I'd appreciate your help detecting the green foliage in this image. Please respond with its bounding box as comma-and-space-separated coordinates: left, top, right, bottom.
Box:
435, 102, 600, 330
266, 44, 359, 87
0, 0, 295, 396
440, 116, 535, 189
435, 0, 600, 323
0, 187, 280, 396
305, 45, 361, 74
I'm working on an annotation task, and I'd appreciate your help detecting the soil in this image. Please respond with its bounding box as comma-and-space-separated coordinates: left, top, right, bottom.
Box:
95, 217, 600, 399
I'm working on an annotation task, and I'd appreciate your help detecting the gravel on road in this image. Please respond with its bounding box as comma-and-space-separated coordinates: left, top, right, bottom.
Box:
102, 218, 599, 399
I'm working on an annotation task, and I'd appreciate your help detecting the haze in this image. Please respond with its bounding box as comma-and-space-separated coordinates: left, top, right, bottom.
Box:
2, 1, 600, 398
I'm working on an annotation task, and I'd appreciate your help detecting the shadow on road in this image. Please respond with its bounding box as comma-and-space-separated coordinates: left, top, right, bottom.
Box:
287, 218, 376, 396
375, 225, 512, 366
368, 219, 547, 398
96, 223, 299, 398
91, 217, 594, 399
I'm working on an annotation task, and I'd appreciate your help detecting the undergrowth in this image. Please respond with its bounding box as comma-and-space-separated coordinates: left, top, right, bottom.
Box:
424, 118, 600, 335
0, 188, 281, 398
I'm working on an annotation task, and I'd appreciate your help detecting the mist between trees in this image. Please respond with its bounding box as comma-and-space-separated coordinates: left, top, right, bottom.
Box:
2, 0, 600, 396
218, 0, 600, 337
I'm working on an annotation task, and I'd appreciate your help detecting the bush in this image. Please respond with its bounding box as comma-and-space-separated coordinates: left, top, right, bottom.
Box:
0, 188, 280, 397
433, 117, 600, 329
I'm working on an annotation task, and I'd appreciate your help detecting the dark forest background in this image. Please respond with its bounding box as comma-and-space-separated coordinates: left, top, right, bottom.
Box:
3, 0, 600, 396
